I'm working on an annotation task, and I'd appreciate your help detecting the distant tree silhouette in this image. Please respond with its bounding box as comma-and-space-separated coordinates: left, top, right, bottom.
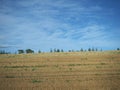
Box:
95, 48, 98, 51
80, 48, 83, 52
50, 49, 53, 53
57, 49, 60, 52
71, 49, 74, 52
92, 48, 94, 51
117, 48, 120, 50
18, 50, 24, 54
26, 49, 34, 53
61, 49, 64, 52
38, 50, 41, 53
0, 50, 5, 54
88, 48, 91, 52
54, 48, 57, 52
0, 50, 10, 54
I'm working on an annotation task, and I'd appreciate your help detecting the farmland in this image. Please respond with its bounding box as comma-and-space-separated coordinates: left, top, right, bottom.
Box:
0, 51, 120, 90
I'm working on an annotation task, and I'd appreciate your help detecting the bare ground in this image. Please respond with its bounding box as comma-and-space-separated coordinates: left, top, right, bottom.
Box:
0, 51, 120, 90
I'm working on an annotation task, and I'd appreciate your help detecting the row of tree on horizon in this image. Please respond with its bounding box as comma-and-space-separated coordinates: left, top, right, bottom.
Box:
18, 48, 103, 54
0, 48, 120, 54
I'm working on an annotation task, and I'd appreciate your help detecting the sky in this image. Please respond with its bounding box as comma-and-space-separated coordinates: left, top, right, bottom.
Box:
0, 0, 120, 52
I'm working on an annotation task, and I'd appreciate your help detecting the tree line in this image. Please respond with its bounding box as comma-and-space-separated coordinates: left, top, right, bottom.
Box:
0, 48, 120, 54
17, 48, 119, 54
18, 48, 100, 54
0, 50, 11, 54
18, 49, 34, 54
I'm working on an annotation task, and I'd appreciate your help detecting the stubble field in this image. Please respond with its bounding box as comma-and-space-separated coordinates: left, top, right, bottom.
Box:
0, 51, 120, 90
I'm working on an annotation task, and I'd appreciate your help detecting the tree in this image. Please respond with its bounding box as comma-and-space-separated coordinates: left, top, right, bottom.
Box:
88, 48, 91, 52
61, 49, 64, 52
80, 48, 83, 52
95, 48, 98, 51
117, 48, 120, 51
92, 48, 94, 51
57, 49, 60, 52
18, 50, 24, 54
26, 49, 34, 53
38, 50, 41, 53
0, 50, 4, 54
54, 48, 57, 52
50, 49, 53, 53
71, 49, 74, 52
0, 50, 10, 54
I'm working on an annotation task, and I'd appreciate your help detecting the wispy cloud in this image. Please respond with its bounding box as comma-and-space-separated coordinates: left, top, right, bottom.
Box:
0, 0, 120, 51
0, 45, 9, 48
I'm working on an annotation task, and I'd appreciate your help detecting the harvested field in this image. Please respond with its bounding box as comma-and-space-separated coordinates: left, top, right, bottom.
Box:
0, 51, 120, 90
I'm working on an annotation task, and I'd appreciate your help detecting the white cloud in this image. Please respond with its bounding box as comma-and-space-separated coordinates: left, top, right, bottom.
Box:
0, 0, 119, 51
79, 25, 106, 39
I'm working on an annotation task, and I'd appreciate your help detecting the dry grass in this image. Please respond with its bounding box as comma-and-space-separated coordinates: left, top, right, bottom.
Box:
0, 51, 120, 90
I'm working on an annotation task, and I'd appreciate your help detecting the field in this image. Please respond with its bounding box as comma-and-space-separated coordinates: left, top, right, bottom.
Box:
0, 51, 120, 90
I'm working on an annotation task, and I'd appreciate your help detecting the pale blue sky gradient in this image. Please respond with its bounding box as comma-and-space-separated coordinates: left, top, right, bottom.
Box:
0, 0, 120, 52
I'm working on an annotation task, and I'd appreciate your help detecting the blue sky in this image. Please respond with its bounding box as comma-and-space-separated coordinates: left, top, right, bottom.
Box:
0, 0, 120, 52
